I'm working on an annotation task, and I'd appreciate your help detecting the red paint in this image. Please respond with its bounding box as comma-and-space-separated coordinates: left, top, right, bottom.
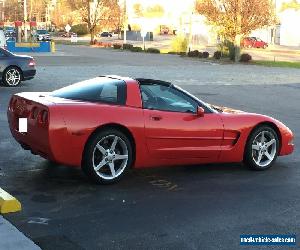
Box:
7, 76, 294, 169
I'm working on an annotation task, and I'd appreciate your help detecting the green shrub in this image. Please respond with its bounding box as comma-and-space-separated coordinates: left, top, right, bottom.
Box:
240, 53, 252, 62
131, 46, 143, 52
146, 48, 160, 53
171, 35, 188, 53
178, 52, 186, 56
203, 51, 209, 58
167, 51, 178, 55
113, 43, 122, 49
187, 50, 199, 57
221, 40, 235, 60
123, 44, 133, 50
71, 24, 88, 36
214, 51, 222, 59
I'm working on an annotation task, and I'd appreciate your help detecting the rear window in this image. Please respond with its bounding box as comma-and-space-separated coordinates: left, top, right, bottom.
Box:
51, 77, 126, 105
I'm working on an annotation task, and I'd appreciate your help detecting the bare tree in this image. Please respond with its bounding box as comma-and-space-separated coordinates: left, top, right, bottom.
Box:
68, 0, 119, 44
196, 0, 276, 61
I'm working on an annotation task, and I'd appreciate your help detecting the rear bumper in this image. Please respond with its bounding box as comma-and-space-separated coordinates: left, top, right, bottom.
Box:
7, 100, 81, 168
7, 110, 53, 160
23, 69, 36, 81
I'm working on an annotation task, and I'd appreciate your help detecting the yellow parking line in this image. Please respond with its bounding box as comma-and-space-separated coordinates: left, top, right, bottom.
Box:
0, 188, 21, 214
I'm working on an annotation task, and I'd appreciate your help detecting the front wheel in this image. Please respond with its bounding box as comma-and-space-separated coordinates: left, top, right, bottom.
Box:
82, 129, 133, 184
244, 126, 279, 170
3, 67, 22, 87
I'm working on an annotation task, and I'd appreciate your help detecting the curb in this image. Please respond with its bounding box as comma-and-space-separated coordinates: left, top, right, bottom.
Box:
0, 216, 41, 250
0, 188, 21, 214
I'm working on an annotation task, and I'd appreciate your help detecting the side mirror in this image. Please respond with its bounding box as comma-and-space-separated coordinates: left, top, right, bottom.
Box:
196, 106, 205, 117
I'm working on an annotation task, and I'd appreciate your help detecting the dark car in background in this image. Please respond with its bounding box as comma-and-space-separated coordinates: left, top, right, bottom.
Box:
242, 37, 268, 49
60, 32, 77, 37
0, 48, 36, 87
99, 32, 112, 37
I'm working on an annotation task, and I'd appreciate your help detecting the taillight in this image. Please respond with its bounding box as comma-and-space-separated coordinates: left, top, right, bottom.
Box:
9, 98, 17, 111
30, 107, 39, 119
38, 110, 48, 124
28, 59, 36, 67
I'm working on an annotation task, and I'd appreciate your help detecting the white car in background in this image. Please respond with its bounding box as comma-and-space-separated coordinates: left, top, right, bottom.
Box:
0, 30, 7, 49
35, 30, 51, 41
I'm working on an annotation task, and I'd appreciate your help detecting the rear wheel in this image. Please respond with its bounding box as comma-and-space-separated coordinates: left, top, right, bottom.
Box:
244, 126, 279, 170
3, 66, 22, 87
82, 129, 133, 184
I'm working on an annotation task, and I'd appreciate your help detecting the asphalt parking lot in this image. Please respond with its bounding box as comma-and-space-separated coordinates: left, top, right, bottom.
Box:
0, 45, 299, 250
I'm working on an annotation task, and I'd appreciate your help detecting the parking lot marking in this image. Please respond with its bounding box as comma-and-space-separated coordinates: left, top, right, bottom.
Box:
137, 173, 184, 191
0, 188, 21, 214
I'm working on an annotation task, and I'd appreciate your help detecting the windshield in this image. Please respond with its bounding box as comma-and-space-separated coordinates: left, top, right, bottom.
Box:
37, 30, 48, 34
174, 85, 215, 113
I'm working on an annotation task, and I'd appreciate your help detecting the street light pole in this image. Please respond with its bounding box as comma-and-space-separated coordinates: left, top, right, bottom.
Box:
186, 11, 193, 54
123, 0, 127, 44
24, 0, 28, 41
234, 0, 242, 62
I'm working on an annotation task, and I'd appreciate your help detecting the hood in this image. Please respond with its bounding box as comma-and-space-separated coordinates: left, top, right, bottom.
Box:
210, 104, 244, 114
13, 54, 33, 59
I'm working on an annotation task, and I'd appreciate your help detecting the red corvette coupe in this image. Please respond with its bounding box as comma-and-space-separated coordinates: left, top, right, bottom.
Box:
7, 76, 294, 183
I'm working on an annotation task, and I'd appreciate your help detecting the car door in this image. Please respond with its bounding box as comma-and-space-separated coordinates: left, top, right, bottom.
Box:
0, 49, 8, 79
140, 82, 224, 160
255, 38, 262, 48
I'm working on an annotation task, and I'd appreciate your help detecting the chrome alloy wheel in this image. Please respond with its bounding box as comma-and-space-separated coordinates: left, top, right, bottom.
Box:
5, 68, 21, 86
251, 131, 277, 168
92, 135, 128, 180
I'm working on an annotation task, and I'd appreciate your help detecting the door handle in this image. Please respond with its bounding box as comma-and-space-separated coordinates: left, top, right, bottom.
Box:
150, 115, 162, 121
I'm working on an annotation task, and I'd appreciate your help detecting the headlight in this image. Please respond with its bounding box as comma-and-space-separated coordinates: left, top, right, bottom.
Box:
288, 138, 294, 145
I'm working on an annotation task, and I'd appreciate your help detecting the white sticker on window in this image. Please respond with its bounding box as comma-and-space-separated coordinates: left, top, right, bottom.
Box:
19, 118, 28, 133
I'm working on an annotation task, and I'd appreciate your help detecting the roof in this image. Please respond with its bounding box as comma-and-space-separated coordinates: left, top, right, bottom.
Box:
99, 75, 172, 86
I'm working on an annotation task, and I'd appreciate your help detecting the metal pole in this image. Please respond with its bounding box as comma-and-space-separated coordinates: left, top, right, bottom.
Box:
186, 12, 193, 54
24, 0, 28, 41
0, 0, 4, 22
123, 0, 127, 44
142, 36, 145, 50
234, 0, 241, 62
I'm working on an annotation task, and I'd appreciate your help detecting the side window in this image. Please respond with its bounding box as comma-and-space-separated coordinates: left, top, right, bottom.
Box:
140, 84, 198, 113
98, 83, 118, 103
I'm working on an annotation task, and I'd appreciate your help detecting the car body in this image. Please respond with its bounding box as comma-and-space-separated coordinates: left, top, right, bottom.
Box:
7, 76, 294, 183
4, 31, 16, 41
60, 32, 77, 38
99, 32, 112, 37
242, 37, 268, 49
0, 30, 7, 49
0, 48, 36, 86
35, 30, 51, 41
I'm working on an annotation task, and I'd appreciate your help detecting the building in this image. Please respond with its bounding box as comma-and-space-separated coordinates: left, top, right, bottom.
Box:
126, 0, 300, 47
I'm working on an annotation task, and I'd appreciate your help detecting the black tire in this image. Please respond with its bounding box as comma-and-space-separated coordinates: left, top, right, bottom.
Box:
82, 128, 133, 184
3, 66, 22, 87
244, 126, 279, 171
